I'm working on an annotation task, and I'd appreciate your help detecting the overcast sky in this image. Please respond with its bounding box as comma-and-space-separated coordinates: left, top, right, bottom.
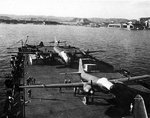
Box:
0, 0, 150, 19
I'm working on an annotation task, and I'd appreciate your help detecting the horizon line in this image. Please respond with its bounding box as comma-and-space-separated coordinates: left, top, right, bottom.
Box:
0, 13, 147, 20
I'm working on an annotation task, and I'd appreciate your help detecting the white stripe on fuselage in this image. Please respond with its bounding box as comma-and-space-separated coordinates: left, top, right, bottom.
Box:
60, 51, 68, 63
54, 46, 69, 64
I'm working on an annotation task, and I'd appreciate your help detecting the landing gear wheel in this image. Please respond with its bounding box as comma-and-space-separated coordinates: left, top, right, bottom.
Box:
83, 96, 89, 105
77, 87, 81, 94
73, 87, 77, 96
74, 87, 81, 96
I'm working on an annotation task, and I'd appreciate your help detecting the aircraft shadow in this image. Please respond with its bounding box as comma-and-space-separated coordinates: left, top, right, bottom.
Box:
75, 94, 112, 106
105, 84, 150, 118
56, 62, 79, 69
90, 100, 110, 106
105, 105, 128, 118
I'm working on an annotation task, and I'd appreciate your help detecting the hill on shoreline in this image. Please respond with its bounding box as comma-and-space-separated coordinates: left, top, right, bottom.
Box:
0, 14, 130, 23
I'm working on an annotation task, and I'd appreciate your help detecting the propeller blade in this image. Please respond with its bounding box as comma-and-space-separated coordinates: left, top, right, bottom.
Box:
90, 80, 93, 87
90, 80, 95, 95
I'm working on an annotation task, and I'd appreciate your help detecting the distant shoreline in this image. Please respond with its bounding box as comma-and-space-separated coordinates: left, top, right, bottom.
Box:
0, 15, 150, 30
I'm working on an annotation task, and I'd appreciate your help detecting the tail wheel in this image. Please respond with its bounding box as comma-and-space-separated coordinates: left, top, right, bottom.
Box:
83, 96, 89, 105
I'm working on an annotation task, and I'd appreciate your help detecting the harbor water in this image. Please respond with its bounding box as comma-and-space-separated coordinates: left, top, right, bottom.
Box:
0, 24, 150, 76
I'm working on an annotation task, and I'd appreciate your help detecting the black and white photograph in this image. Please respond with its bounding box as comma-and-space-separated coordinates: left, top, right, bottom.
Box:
0, 0, 150, 118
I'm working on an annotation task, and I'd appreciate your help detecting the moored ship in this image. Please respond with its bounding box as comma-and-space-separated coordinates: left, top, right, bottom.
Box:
1, 40, 150, 118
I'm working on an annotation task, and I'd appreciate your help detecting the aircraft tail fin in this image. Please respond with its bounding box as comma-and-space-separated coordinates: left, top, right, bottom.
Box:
79, 58, 84, 73
60, 59, 84, 75
60, 58, 84, 75
133, 94, 148, 118
54, 37, 58, 46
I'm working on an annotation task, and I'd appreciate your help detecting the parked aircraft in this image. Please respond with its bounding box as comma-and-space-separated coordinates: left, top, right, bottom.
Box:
52, 40, 73, 65
8, 38, 104, 66
20, 58, 150, 108
38, 39, 105, 65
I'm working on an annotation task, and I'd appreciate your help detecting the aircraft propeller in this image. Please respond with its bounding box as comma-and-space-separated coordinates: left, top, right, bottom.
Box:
89, 80, 94, 95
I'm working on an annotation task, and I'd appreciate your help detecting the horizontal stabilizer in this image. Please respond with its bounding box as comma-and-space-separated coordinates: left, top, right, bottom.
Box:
60, 72, 81, 75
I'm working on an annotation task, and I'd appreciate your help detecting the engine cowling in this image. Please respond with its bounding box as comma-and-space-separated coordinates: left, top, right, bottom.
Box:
96, 77, 113, 92
83, 83, 95, 95
83, 83, 92, 93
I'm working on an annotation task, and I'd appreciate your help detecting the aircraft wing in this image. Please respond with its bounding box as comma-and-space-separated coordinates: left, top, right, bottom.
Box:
110, 75, 150, 83
7, 51, 55, 55
7, 51, 36, 54
20, 82, 84, 88
76, 50, 105, 55
19, 75, 150, 89
86, 50, 105, 53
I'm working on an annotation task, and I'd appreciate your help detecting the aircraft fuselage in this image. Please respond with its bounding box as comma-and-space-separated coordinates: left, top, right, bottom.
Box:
53, 46, 71, 65
81, 70, 113, 91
